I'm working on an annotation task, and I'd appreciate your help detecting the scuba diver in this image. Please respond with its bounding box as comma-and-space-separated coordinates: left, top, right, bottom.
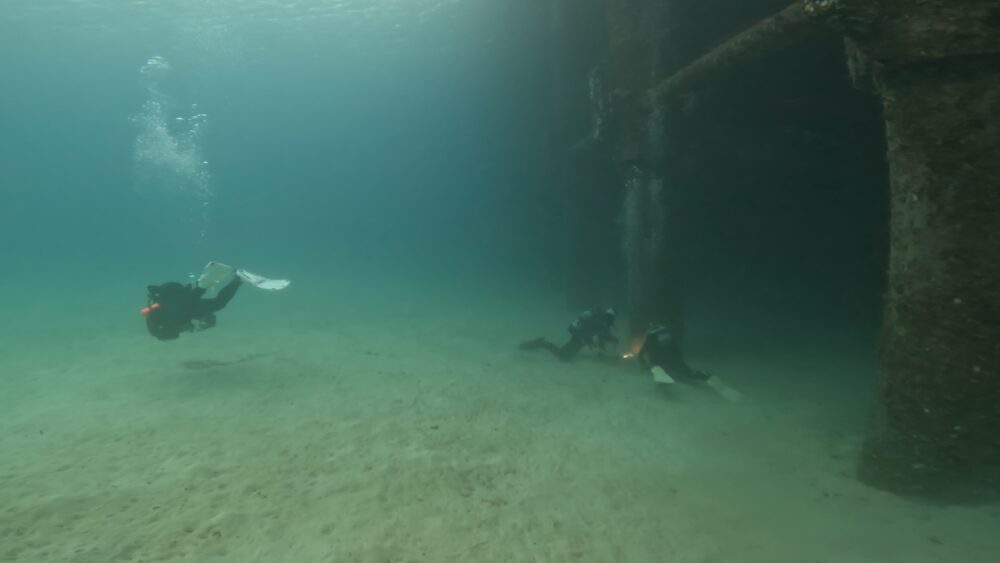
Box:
637, 324, 709, 383
637, 323, 743, 401
519, 307, 619, 361
141, 262, 290, 341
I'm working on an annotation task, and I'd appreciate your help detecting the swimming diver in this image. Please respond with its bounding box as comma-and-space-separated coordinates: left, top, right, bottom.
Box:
519, 307, 619, 361
141, 262, 290, 341
637, 323, 743, 401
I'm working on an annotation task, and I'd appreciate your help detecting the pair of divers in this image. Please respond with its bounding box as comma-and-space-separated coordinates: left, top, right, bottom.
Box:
141, 262, 290, 341
519, 308, 742, 401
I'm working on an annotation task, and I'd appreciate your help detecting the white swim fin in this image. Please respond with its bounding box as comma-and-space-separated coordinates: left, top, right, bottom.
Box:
197, 261, 236, 289
236, 268, 291, 291
706, 375, 744, 403
651, 366, 675, 384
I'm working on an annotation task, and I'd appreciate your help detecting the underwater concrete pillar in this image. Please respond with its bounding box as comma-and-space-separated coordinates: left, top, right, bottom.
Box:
606, 0, 684, 350
826, 0, 1000, 501
620, 159, 684, 351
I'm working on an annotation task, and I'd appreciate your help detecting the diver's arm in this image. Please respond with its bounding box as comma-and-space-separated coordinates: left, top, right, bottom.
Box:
193, 314, 217, 331
200, 277, 242, 314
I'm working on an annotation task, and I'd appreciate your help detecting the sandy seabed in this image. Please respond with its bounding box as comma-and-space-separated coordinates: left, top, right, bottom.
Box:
1, 278, 997, 563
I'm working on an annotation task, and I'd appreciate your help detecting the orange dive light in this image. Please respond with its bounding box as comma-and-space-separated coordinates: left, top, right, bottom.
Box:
140, 302, 161, 317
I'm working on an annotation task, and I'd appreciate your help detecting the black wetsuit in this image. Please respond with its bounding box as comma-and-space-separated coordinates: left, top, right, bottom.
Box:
637, 325, 710, 382
520, 308, 618, 361
145, 277, 242, 341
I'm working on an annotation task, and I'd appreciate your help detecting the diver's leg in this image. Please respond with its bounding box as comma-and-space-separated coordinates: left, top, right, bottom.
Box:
519, 338, 561, 355
555, 338, 585, 361
519, 337, 572, 360
203, 277, 242, 314
690, 369, 711, 381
